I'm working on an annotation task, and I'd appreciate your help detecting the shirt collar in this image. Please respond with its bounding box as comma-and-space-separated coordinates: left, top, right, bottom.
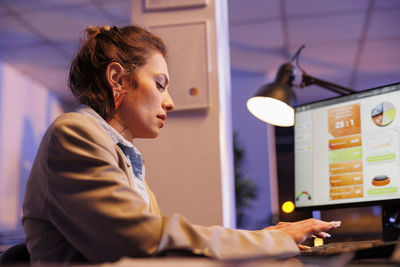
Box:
76, 105, 134, 149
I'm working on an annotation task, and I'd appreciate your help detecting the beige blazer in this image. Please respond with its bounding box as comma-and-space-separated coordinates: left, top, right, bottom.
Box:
22, 112, 299, 264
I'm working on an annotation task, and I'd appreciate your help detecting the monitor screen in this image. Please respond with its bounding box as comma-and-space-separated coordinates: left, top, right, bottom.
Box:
294, 82, 400, 209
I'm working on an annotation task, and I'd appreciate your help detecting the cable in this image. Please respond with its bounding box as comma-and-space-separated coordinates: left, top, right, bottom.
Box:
290, 44, 306, 73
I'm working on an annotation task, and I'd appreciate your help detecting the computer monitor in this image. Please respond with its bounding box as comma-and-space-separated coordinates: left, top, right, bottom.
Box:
294, 82, 400, 241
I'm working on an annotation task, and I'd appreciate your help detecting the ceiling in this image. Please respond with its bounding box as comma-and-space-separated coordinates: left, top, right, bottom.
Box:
1, 0, 400, 106
229, 0, 400, 104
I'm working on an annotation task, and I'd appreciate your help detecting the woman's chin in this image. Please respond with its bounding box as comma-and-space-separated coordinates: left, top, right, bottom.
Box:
138, 131, 160, 139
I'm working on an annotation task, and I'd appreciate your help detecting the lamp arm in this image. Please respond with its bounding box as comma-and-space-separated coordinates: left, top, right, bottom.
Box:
301, 73, 356, 95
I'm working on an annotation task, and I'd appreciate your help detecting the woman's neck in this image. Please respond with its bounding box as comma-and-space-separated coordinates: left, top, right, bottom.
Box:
107, 117, 133, 142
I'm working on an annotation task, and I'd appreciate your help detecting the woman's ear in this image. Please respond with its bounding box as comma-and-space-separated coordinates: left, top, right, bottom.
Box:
106, 62, 128, 110
106, 62, 124, 89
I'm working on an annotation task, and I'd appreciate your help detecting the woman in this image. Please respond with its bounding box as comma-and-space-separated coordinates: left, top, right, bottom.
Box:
22, 25, 340, 264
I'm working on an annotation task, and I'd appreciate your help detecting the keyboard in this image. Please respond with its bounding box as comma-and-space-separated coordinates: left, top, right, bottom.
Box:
300, 240, 399, 258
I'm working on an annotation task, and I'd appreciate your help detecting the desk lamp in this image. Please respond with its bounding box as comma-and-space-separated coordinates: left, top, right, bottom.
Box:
247, 45, 356, 127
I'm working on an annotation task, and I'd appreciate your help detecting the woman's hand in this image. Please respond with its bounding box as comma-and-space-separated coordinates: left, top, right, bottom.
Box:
265, 218, 341, 248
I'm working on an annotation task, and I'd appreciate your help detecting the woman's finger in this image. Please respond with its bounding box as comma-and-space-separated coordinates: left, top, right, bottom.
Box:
312, 232, 331, 238
298, 244, 311, 250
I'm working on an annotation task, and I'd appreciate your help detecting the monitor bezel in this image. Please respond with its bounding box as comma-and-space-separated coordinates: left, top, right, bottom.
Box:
294, 82, 400, 211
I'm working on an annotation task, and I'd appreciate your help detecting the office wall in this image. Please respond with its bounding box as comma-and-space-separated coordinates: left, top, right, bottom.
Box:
132, 0, 236, 228
0, 61, 63, 244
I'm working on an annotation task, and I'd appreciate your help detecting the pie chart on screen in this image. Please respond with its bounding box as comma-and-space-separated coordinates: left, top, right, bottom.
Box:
371, 101, 396, 127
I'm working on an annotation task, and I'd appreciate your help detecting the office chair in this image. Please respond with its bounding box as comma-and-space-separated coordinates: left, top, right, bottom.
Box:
0, 243, 30, 264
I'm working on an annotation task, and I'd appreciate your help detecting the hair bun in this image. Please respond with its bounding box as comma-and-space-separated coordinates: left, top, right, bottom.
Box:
86, 25, 111, 39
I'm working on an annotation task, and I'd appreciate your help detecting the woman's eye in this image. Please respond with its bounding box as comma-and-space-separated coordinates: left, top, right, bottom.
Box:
156, 82, 165, 92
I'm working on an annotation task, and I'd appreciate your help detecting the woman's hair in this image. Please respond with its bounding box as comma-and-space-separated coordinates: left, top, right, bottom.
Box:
68, 25, 167, 120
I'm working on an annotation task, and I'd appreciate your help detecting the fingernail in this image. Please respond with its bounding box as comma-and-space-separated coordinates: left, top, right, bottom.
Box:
329, 221, 341, 226
324, 232, 331, 238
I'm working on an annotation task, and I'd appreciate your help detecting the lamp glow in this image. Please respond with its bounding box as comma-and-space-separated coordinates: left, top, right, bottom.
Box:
247, 63, 296, 127
281, 201, 295, 213
247, 97, 294, 127
247, 46, 356, 127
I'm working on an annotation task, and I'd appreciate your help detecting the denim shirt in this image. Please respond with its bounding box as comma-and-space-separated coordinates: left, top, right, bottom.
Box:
77, 105, 149, 205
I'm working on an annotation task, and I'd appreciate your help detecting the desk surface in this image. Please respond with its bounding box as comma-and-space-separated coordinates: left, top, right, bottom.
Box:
3, 244, 400, 267
88, 254, 400, 267
0, 255, 396, 267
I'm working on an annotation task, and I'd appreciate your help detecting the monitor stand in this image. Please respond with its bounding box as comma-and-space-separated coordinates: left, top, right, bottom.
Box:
382, 204, 400, 241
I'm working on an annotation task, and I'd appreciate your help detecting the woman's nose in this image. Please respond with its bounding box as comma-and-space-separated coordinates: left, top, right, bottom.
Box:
162, 92, 175, 112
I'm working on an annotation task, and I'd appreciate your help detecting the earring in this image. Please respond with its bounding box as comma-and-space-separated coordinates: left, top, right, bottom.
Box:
113, 88, 128, 110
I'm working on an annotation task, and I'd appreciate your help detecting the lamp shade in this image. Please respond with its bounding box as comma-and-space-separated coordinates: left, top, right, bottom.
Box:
247, 63, 297, 127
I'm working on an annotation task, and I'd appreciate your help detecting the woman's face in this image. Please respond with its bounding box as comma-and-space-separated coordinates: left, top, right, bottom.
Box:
117, 51, 175, 139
